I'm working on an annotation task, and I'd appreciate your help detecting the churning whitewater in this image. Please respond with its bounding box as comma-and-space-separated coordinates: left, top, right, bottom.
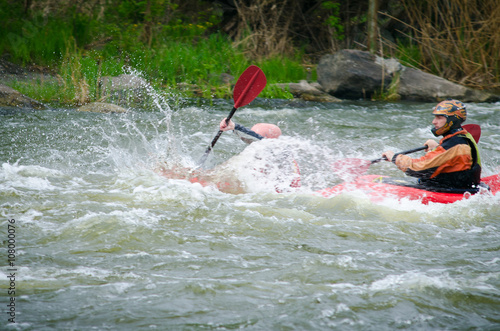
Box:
1, 89, 499, 329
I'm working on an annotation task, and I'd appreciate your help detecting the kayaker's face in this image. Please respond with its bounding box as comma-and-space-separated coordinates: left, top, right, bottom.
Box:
432, 115, 447, 129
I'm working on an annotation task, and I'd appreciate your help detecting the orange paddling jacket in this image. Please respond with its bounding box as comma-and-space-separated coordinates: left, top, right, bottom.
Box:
392, 129, 481, 189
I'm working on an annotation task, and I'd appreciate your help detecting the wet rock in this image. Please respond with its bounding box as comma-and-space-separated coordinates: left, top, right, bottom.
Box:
0, 84, 46, 109
317, 49, 500, 102
398, 67, 497, 102
99, 74, 149, 104
0, 58, 27, 76
99, 74, 148, 92
317, 50, 392, 99
76, 102, 127, 113
0, 58, 60, 85
274, 80, 342, 102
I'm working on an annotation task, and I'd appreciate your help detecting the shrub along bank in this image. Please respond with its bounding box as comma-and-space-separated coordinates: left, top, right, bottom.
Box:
1, 0, 498, 105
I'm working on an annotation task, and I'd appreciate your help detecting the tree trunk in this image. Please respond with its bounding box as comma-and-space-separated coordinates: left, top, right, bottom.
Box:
367, 0, 379, 53
24, 0, 32, 16
142, 0, 153, 47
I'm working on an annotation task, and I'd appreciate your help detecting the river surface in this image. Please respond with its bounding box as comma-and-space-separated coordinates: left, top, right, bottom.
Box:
1, 88, 500, 330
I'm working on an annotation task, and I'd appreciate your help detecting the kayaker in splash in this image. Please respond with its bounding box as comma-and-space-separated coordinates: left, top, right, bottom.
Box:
157, 119, 301, 194
382, 99, 481, 190
216, 118, 301, 192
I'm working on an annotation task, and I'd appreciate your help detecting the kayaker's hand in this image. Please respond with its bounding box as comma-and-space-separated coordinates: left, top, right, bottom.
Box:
382, 151, 395, 162
424, 139, 438, 152
219, 118, 235, 131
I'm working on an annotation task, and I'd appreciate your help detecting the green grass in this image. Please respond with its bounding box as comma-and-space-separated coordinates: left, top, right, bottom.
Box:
6, 33, 303, 104
1, 11, 305, 105
394, 39, 422, 69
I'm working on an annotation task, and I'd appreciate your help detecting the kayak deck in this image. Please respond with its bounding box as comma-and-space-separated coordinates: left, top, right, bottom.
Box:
317, 173, 500, 204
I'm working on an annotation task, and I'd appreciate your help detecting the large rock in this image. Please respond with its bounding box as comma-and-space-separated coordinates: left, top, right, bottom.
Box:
76, 102, 127, 113
398, 67, 494, 102
0, 84, 46, 109
99, 74, 149, 104
317, 49, 499, 102
0, 59, 60, 86
99, 74, 148, 93
274, 80, 342, 102
317, 49, 392, 99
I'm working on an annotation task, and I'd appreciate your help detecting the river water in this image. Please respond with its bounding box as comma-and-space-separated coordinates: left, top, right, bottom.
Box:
1, 87, 500, 330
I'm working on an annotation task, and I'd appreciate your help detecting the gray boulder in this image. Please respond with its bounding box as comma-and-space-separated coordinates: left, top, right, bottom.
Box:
317, 50, 392, 99
274, 80, 342, 102
0, 84, 46, 109
317, 49, 499, 102
99, 74, 149, 104
398, 67, 495, 102
76, 102, 127, 113
99, 74, 148, 93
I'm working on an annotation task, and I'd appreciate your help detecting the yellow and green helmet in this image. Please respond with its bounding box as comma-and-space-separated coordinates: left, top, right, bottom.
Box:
431, 99, 467, 136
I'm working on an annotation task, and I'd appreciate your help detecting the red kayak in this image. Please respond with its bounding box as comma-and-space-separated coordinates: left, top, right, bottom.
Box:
317, 172, 500, 204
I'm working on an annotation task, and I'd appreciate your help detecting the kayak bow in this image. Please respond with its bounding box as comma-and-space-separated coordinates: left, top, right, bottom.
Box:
317, 172, 500, 204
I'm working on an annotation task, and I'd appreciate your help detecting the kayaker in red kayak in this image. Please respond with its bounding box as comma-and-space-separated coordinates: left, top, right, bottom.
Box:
382, 99, 481, 190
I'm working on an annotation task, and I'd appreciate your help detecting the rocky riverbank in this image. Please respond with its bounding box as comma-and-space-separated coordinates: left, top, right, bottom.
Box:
1, 52, 498, 112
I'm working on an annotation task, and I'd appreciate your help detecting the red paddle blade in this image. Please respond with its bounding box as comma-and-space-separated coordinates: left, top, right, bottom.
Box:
463, 124, 481, 143
331, 158, 372, 181
233, 65, 267, 109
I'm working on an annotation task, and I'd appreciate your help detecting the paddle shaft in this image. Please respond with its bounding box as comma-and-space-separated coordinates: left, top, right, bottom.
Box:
371, 146, 427, 164
206, 66, 264, 152
370, 124, 480, 164
197, 66, 266, 167
202, 107, 237, 157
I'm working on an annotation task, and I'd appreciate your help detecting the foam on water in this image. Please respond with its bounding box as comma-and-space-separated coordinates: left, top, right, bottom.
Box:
0, 162, 63, 191
1, 74, 500, 329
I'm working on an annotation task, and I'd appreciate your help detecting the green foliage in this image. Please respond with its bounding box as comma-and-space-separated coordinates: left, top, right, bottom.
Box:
8, 79, 65, 104
0, 0, 313, 103
321, 1, 345, 41
395, 40, 422, 69
257, 57, 309, 83
371, 72, 401, 101
116, 0, 148, 23
1, 15, 70, 65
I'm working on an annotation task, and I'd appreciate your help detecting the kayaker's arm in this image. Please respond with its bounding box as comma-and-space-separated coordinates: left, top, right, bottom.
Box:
233, 123, 264, 144
219, 118, 264, 144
